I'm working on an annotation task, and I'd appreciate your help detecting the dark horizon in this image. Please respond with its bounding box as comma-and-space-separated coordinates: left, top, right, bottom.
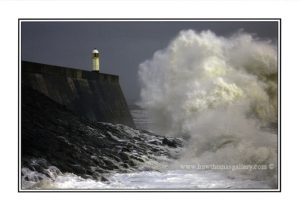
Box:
21, 20, 278, 104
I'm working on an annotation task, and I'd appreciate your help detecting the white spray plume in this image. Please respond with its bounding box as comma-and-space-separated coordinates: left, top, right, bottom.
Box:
138, 30, 278, 186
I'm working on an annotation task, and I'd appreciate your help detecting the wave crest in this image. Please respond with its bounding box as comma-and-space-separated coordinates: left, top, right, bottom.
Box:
138, 30, 278, 185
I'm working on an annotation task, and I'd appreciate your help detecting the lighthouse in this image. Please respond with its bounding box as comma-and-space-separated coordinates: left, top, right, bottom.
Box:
92, 48, 100, 72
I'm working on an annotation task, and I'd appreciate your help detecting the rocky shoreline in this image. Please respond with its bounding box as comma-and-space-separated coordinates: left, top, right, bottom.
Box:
21, 86, 183, 186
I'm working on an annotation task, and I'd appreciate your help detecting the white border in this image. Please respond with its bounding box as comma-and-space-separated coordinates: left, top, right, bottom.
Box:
18, 19, 281, 192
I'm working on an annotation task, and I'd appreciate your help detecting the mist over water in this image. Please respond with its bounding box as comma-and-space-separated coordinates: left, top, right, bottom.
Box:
138, 30, 278, 186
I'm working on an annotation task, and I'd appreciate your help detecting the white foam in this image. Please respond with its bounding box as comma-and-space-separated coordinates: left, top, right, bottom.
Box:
138, 30, 278, 184
25, 170, 271, 190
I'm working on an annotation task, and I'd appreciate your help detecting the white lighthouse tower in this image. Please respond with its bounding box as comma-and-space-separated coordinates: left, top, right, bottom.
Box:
92, 48, 100, 72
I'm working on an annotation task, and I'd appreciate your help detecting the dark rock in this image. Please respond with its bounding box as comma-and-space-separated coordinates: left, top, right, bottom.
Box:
21, 86, 183, 182
100, 176, 109, 182
162, 138, 178, 148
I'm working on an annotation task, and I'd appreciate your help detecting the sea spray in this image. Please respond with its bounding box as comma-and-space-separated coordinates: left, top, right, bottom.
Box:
138, 30, 278, 187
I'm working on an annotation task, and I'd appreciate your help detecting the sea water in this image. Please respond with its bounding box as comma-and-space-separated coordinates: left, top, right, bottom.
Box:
22, 30, 278, 190
22, 108, 273, 190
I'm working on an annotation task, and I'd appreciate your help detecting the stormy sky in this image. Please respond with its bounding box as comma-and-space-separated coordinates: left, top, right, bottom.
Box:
21, 21, 278, 104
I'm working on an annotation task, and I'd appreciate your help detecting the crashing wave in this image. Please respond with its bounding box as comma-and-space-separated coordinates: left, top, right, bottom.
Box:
138, 30, 278, 187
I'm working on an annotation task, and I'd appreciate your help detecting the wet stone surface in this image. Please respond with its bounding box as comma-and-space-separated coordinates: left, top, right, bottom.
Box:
21, 86, 183, 181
